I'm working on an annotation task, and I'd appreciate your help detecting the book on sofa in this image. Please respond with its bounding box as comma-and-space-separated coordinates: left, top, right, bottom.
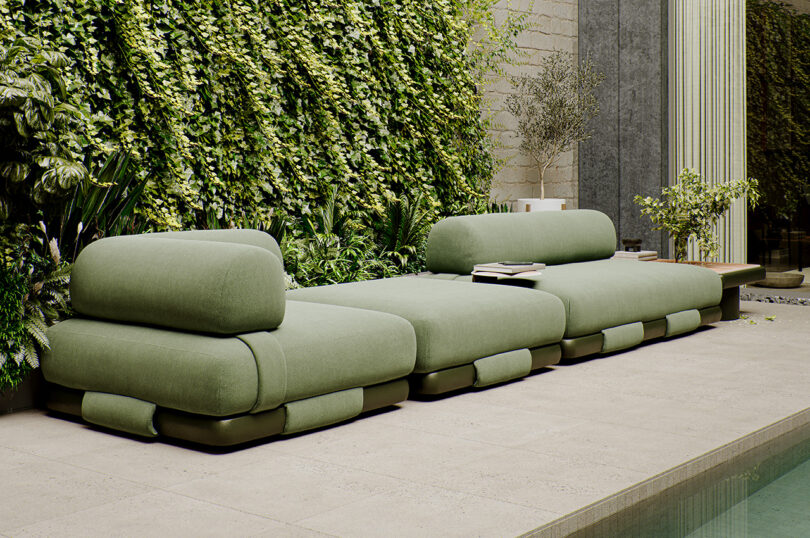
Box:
472, 262, 546, 274
611, 250, 658, 261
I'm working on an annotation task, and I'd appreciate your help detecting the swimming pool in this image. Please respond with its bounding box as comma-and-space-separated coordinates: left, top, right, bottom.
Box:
525, 408, 810, 537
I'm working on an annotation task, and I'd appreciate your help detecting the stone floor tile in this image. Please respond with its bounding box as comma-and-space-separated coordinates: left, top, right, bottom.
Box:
0, 460, 151, 532
7, 490, 281, 537
298, 481, 560, 538
57, 436, 285, 489
424, 447, 649, 515
167, 452, 405, 523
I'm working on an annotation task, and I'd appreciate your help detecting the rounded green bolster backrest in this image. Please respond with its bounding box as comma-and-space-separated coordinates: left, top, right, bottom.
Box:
426, 209, 617, 274
71, 236, 286, 334
146, 229, 283, 265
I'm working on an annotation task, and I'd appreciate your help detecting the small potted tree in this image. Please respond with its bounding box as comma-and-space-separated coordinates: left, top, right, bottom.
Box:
634, 169, 759, 262
506, 49, 604, 210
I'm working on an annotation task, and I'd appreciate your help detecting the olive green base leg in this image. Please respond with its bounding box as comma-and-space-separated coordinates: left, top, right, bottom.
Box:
720, 286, 741, 320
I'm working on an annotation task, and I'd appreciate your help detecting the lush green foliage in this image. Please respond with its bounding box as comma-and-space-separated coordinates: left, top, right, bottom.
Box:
284, 187, 397, 287
59, 150, 149, 263
747, 0, 810, 221
374, 191, 434, 271
506, 50, 603, 199
634, 169, 760, 262
0, 223, 71, 391
2, 0, 515, 230
0, 35, 89, 225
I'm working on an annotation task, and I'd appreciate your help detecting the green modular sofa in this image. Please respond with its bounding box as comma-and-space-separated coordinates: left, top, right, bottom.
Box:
42, 230, 418, 446
288, 276, 566, 395
420, 209, 723, 358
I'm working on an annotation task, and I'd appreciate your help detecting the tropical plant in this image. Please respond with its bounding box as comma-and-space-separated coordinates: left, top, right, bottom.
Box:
0, 35, 89, 226
0, 223, 70, 392
59, 149, 149, 263
634, 169, 760, 262
285, 187, 396, 287
506, 50, 604, 199
375, 192, 434, 271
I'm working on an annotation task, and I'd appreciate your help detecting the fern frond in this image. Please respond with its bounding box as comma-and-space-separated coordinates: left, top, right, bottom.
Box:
25, 316, 50, 351
23, 339, 39, 368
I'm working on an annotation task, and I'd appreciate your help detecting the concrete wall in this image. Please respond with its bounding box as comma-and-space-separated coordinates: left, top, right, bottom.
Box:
486, 0, 580, 208
578, 0, 669, 253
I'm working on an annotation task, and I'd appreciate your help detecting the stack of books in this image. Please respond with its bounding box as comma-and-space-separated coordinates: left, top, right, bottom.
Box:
611, 250, 658, 261
471, 262, 545, 279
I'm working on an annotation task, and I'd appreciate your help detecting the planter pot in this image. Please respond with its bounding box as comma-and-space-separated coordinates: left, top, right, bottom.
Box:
0, 370, 43, 414
753, 271, 805, 289
515, 198, 566, 212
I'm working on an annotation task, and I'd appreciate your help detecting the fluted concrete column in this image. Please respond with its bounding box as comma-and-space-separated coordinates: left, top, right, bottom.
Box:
670, 0, 748, 263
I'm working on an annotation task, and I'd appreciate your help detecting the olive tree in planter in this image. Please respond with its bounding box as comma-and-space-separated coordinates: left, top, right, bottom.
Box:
506, 50, 604, 205
634, 169, 760, 262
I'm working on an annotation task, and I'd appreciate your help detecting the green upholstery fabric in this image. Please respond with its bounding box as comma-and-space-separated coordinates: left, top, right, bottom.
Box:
288, 277, 566, 374
283, 388, 364, 434
236, 332, 288, 413
529, 260, 722, 338
43, 303, 415, 418
272, 301, 416, 402
666, 309, 702, 337
601, 322, 645, 353
147, 229, 283, 264
473, 348, 532, 387
82, 391, 158, 437
44, 319, 260, 416
426, 210, 617, 274
71, 236, 285, 334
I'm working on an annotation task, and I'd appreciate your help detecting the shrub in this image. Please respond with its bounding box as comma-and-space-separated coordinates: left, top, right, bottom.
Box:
0, 35, 89, 226
0, 223, 70, 392
634, 169, 759, 262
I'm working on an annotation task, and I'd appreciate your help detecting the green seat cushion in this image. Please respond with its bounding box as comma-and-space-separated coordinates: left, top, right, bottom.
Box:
43, 303, 416, 417
147, 229, 283, 264
530, 259, 722, 338
43, 319, 260, 416
71, 236, 286, 334
272, 301, 416, 402
288, 277, 566, 374
426, 209, 617, 274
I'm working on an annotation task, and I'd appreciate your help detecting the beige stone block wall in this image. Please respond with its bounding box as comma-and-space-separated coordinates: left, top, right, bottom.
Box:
484, 0, 579, 209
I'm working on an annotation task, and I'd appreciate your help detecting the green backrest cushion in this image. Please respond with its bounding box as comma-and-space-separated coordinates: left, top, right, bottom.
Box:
426, 209, 617, 274
71, 236, 286, 334
147, 229, 283, 265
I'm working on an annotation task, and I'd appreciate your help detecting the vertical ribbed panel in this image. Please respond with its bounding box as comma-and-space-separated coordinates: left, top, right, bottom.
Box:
669, 0, 748, 263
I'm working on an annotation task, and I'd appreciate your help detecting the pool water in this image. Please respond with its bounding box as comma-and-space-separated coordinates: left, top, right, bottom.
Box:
687, 455, 810, 537
549, 416, 810, 537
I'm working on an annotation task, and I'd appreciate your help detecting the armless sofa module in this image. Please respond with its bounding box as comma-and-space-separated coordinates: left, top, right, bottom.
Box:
41, 230, 417, 446
288, 276, 566, 396
419, 209, 723, 358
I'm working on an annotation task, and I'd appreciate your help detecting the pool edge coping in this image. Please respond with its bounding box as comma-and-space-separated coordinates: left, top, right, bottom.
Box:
521, 405, 810, 537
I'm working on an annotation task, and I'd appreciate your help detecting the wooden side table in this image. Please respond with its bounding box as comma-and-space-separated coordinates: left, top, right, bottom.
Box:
652, 260, 765, 320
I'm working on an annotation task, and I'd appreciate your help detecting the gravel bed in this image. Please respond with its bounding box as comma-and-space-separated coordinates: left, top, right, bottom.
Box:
741, 291, 810, 306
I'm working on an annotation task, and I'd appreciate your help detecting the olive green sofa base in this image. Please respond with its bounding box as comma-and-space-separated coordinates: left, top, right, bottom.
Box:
45, 379, 408, 447
560, 306, 722, 359
412, 344, 561, 395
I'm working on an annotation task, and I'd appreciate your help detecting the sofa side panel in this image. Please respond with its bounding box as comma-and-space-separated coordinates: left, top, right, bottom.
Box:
42, 319, 259, 416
